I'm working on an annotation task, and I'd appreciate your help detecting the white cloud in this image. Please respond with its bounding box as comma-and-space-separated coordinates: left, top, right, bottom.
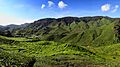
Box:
41, 4, 45, 9
115, 5, 119, 8
111, 5, 119, 13
48, 1, 54, 7
101, 4, 110, 12
58, 1, 68, 9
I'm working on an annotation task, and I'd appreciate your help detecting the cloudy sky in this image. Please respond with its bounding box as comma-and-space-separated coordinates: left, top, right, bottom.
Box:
0, 0, 120, 25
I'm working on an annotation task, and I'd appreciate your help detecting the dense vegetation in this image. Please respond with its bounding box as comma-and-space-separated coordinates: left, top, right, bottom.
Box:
0, 16, 120, 67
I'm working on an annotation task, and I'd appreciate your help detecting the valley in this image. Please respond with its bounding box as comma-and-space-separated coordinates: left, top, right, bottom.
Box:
0, 16, 120, 67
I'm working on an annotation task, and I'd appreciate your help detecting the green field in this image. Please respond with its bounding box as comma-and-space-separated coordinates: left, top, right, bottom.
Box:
1, 36, 120, 67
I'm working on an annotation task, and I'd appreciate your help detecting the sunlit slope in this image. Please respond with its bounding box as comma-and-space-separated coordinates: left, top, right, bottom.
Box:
1, 36, 120, 66
60, 18, 117, 47
0, 36, 106, 67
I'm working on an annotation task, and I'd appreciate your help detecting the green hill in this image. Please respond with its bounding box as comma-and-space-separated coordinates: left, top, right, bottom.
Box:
11, 16, 120, 46
0, 16, 120, 67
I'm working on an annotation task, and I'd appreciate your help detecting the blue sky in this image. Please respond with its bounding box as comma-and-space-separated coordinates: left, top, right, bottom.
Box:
0, 0, 120, 25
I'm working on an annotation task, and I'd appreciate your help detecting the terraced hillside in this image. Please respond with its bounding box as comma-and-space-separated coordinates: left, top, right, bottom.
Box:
1, 35, 120, 67
0, 16, 120, 67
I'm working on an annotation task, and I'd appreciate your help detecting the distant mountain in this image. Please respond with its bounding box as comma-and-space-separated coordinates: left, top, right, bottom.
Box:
6, 23, 29, 31
0, 23, 29, 37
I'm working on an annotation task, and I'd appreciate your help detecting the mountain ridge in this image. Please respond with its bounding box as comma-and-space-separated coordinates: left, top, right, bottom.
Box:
0, 16, 119, 47
0, 16, 114, 26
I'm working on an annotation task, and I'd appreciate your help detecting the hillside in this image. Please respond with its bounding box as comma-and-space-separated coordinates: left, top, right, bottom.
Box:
1, 35, 120, 67
6, 16, 120, 46
1, 16, 120, 67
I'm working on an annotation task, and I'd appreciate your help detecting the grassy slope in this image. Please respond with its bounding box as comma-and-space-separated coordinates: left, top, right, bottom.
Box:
1, 36, 120, 67
59, 18, 116, 47
87, 43, 120, 66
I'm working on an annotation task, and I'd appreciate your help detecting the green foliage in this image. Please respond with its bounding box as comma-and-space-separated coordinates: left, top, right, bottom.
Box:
0, 51, 36, 67
0, 36, 104, 66
0, 36, 120, 66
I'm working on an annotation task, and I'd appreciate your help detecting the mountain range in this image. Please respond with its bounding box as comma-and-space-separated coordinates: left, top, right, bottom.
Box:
1, 16, 120, 46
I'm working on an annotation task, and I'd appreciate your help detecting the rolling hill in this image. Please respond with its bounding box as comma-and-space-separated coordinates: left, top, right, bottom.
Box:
0, 16, 120, 67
